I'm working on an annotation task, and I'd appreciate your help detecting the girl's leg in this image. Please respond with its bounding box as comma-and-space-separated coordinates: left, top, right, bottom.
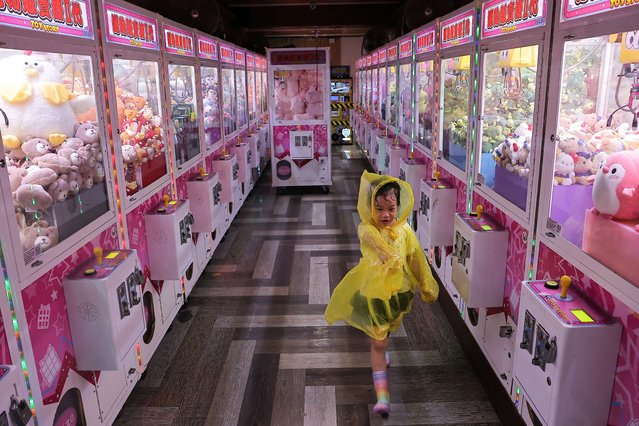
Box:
371, 337, 390, 416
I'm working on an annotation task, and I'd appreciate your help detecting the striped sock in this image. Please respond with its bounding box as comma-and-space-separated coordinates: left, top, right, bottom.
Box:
372, 370, 390, 416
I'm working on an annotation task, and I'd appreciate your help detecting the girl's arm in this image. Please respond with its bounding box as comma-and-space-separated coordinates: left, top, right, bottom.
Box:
405, 228, 439, 303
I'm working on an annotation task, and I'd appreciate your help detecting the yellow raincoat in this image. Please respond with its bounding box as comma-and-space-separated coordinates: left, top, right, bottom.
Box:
324, 171, 439, 340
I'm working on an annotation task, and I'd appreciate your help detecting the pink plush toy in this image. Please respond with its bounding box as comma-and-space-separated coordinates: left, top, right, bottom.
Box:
591, 150, 639, 229
47, 177, 70, 202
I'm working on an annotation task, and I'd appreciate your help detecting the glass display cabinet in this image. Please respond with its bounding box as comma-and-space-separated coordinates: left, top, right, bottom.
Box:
398, 35, 414, 140
234, 49, 248, 131
386, 43, 399, 131
219, 43, 236, 138
378, 48, 387, 121
196, 33, 221, 152
415, 23, 437, 153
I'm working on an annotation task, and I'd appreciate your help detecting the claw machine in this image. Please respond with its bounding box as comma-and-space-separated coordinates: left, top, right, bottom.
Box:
219, 43, 236, 142
256, 56, 269, 169
438, 5, 475, 179
268, 47, 331, 189
0, 0, 126, 423
98, 0, 181, 391
196, 33, 222, 155
234, 48, 248, 137
534, 4, 639, 424
160, 19, 201, 177
415, 23, 438, 156
472, 0, 554, 397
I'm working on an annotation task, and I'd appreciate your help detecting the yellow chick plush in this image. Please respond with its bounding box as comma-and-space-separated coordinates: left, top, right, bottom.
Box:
0, 54, 77, 149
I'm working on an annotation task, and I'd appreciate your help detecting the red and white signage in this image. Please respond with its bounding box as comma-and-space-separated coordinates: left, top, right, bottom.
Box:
441, 9, 474, 49
388, 44, 398, 61
163, 24, 194, 57
234, 49, 245, 66
197, 34, 217, 60
416, 24, 436, 54
220, 43, 234, 64
399, 36, 413, 59
104, 2, 158, 49
482, 0, 546, 39
0, 0, 94, 39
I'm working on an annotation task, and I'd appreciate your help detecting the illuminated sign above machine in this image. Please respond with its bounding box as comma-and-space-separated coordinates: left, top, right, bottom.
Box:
197, 35, 217, 60
441, 9, 474, 49
163, 24, 194, 57
0, 0, 94, 39
104, 2, 158, 50
399, 36, 413, 59
416, 24, 436, 54
387, 44, 398, 61
220, 43, 234, 64
561, 0, 638, 22
482, 0, 546, 39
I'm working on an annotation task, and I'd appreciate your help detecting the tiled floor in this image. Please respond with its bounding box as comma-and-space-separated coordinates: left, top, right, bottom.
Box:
115, 145, 504, 426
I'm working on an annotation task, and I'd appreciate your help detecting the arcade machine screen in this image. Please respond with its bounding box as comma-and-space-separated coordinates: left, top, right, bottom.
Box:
168, 64, 199, 166
330, 81, 351, 94
417, 60, 435, 150
479, 46, 538, 209
236, 68, 248, 128
222, 67, 236, 135
0, 49, 111, 259
387, 65, 398, 128
201, 66, 221, 150
548, 30, 639, 288
441, 55, 471, 171
399, 63, 412, 137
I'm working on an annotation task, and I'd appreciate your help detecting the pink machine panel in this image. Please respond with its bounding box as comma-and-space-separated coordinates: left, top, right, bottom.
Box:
526, 280, 612, 326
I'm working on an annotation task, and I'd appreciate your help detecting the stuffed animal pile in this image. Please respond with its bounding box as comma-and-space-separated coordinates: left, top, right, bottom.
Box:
552, 113, 639, 186
116, 88, 165, 193
274, 69, 324, 121
6, 123, 105, 253
491, 122, 532, 177
0, 53, 110, 254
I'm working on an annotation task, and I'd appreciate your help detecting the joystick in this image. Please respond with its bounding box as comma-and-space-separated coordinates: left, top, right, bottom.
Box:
555, 275, 573, 302
434, 170, 440, 182
163, 194, 170, 208
476, 204, 484, 220
94, 247, 103, 266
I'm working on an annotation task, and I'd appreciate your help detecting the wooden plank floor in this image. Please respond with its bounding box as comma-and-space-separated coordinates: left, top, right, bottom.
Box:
115, 145, 504, 426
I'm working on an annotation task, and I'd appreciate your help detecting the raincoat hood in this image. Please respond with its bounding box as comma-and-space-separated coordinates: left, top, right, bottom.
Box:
357, 171, 414, 229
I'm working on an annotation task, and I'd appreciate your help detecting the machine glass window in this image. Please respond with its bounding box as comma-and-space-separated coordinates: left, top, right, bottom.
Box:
168, 64, 199, 167
441, 55, 471, 171
201, 66, 221, 150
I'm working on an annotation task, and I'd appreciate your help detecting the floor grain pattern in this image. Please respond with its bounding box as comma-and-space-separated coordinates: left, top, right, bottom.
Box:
115, 146, 510, 426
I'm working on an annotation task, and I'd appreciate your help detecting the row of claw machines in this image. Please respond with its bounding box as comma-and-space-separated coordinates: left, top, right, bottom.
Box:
354, 1, 639, 425
0, 0, 270, 424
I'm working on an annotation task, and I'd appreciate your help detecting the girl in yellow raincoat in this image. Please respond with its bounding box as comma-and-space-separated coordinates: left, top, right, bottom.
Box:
325, 171, 439, 417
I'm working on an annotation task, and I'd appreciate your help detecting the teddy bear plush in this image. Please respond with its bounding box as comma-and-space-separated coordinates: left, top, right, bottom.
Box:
21, 138, 52, 161
14, 183, 53, 211
65, 171, 82, 195
121, 145, 137, 163
21, 167, 58, 187
59, 137, 84, 151
20, 220, 58, 252
8, 166, 28, 192
47, 177, 70, 202
93, 163, 105, 184
32, 153, 76, 174
74, 122, 99, 145
56, 148, 83, 167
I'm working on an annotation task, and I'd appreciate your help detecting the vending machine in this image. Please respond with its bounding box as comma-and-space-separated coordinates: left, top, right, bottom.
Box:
268, 47, 332, 190
196, 33, 222, 154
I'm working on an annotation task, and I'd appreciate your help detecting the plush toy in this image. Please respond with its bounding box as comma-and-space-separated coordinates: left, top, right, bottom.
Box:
77, 145, 96, 173
65, 171, 82, 195
93, 163, 105, 184
56, 148, 83, 167
20, 220, 58, 251
21, 138, 51, 160
47, 177, 70, 202
554, 152, 576, 186
74, 122, 99, 145
121, 145, 137, 163
14, 183, 53, 211
59, 137, 84, 151
32, 153, 76, 174
0, 54, 77, 149
8, 166, 27, 192
80, 171, 94, 190
591, 150, 639, 226
21, 167, 57, 187
573, 152, 593, 185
